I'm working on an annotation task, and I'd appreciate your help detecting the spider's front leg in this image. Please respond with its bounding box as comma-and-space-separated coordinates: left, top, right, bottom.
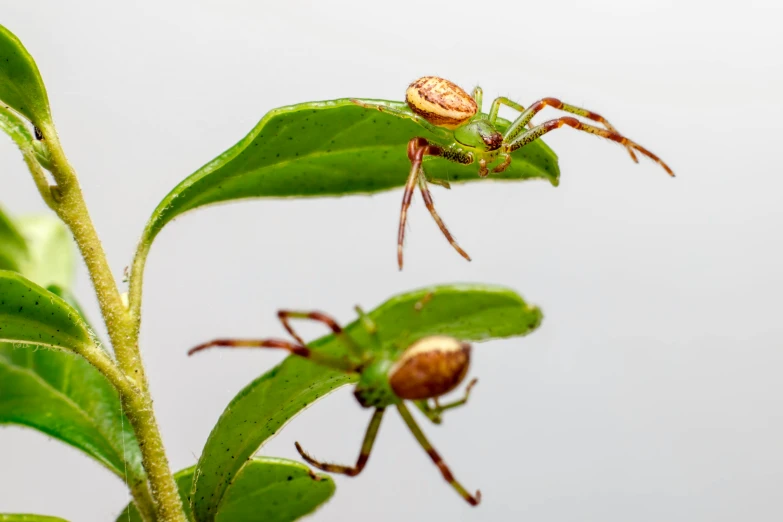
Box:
504, 97, 646, 163
187, 337, 359, 372
505, 116, 675, 176
276, 309, 364, 359
397, 137, 472, 269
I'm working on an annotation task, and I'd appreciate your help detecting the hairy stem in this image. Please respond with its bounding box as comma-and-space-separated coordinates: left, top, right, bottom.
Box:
39, 123, 187, 522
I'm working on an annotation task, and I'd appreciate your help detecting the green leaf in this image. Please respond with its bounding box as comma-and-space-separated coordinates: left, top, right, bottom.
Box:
0, 209, 144, 487
0, 24, 52, 128
141, 99, 559, 248
13, 215, 74, 290
0, 103, 35, 153
192, 283, 542, 521
0, 271, 92, 352
117, 457, 335, 522
0, 273, 144, 481
0, 205, 29, 272
0, 513, 68, 522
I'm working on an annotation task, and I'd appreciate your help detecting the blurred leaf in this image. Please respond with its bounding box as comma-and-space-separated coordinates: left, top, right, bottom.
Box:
0, 513, 68, 522
0, 207, 73, 289
14, 215, 74, 289
118, 457, 334, 522
0, 205, 29, 272
0, 24, 52, 127
192, 283, 542, 521
140, 99, 559, 248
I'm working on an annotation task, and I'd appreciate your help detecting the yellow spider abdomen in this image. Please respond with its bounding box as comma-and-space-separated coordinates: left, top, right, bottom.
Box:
406, 76, 477, 129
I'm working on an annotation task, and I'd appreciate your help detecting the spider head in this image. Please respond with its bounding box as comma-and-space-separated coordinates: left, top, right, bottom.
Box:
387, 336, 471, 401
454, 119, 503, 152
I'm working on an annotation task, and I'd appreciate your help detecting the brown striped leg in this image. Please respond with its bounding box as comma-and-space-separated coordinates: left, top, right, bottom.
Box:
505, 98, 640, 162
295, 408, 385, 477
507, 116, 675, 177
277, 310, 364, 359
416, 165, 472, 263
187, 338, 358, 372
399, 138, 444, 270
415, 378, 478, 425
397, 403, 481, 506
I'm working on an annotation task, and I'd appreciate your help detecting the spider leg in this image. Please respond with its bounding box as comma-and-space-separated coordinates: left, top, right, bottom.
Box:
295, 408, 385, 477
277, 310, 364, 359
398, 140, 424, 270
354, 305, 383, 351
350, 99, 451, 138
505, 98, 643, 162
187, 338, 358, 372
397, 402, 481, 506
492, 153, 512, 174
488, 97, 527, 124
415, 378, 478, 425
506, 116, 674, 177
417, 162, 471, 264
399, 138, 476, 268
471, 86, 483, 112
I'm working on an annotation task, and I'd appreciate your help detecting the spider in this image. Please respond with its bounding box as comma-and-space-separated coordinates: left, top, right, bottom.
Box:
351, 76, 675, 269
188, 304, 482, 506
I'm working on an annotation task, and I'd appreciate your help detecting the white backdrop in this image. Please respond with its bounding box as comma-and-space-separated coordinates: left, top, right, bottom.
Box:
1, 1, 782, 521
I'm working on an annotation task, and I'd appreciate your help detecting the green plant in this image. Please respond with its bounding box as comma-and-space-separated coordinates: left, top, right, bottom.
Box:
0, 25, 551, 521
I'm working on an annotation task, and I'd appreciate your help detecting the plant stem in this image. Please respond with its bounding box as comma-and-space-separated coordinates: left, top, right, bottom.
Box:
40, 124, 187, 522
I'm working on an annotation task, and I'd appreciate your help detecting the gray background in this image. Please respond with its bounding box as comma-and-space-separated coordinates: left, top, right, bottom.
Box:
1, 1, 782, 520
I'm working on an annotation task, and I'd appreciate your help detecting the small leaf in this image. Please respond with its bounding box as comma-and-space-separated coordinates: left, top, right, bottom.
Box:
117, 457, 334, 522
0, 513, 68, 522
0, 205, 29, 272
0, 24, 52, 127
14, 215, 74, 290
0, 103, 35, 155
0, 279, 144, 481
0, 271, 91, 352
140, 100, 559, 248
192, 283, 541, 521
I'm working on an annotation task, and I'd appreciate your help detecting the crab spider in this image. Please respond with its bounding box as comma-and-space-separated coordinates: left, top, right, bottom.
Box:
189, 306, 482, 506
352, 76, 675, 269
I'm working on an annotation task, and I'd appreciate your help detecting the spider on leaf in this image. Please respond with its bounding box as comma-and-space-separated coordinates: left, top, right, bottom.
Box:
352, 76, 675, 269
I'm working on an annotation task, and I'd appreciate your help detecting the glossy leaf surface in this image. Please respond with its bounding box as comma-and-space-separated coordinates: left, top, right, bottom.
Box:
118, 458, 334, 522
0, 205, 28, 272
141, 99, 559, 247
0, 24, 52, 127
192, 283, 542, 521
